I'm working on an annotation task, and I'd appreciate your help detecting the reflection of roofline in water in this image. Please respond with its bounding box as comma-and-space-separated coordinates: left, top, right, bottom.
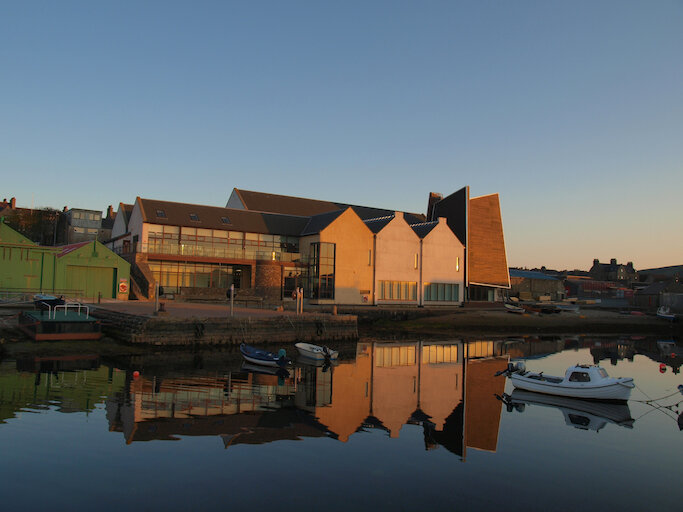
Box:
117, 407, 330, 444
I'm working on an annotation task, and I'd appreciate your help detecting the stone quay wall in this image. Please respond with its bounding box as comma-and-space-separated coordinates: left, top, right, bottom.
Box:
91, 308, 358, 346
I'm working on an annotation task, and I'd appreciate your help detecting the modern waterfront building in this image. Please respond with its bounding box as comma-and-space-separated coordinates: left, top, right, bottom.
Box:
427, 187, 510, 302
108, 186, 507, 305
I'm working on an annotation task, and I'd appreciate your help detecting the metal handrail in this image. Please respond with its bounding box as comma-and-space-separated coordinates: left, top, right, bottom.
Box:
117, 242, 303, 262
51, 302, 90, 319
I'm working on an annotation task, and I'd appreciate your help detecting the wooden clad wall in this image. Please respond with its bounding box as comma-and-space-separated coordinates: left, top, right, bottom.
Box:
468, 194, 510, 288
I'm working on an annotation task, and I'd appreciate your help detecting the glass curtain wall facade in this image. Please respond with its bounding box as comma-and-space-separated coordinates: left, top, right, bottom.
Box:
147, 261, 251, 294
146, 225, 299, 261
308, 242, 335, 300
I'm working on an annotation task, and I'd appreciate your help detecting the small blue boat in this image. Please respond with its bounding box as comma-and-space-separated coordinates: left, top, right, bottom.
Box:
33, 294, 65, 310
239, 343, 291, 368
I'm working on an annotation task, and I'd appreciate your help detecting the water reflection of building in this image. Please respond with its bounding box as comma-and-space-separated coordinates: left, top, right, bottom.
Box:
0, 359, 124, 422
106, 341, 507, 460
106, 368, 328, 444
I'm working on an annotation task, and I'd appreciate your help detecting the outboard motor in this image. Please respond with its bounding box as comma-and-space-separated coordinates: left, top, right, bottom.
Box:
494, 361, 526, 377
276, 349, 289, 368
513, 361, 526, 373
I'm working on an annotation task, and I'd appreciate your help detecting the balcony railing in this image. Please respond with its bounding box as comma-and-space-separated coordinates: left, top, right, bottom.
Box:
114, 242, 302, 263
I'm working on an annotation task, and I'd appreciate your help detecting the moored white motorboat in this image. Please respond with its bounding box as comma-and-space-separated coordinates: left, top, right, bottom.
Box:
657, 306, 677, 322
295, 342, 338, 361
504, 303, 525, 314
497, 362, 635, 401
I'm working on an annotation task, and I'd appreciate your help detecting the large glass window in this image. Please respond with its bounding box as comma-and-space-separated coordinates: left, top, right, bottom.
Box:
148, 261, 252, 293
422, 344, 458, 364
375, 345, 416, 367
423, 283, 460, 302
378, 281, 417, 301
309, 242, 335, 299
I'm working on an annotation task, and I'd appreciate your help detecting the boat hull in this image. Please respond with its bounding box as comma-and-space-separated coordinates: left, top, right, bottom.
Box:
239, 343, 289, 368
510, 373, 633, 401
509, 390, 634, 428
295, 342, 338, 361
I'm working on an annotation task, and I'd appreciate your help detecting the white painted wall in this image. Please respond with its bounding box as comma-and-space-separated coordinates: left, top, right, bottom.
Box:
374, 214, 421, 305
421, 218, 465, 304
127, 199, 145, 245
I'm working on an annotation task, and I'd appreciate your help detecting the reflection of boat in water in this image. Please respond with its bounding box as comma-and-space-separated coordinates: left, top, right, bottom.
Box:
295, 342, 338, 361
239, 343, 291, 368
500, 390, 634, 431
240, 361, 290, 378
498, 363, 634, 401
295, 356, 337, 373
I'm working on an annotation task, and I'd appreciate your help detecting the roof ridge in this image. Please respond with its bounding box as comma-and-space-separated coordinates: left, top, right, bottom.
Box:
364, 214, 395, 223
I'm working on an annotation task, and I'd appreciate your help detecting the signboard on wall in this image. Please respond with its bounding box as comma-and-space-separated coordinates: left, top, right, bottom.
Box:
118, 279, 128, 294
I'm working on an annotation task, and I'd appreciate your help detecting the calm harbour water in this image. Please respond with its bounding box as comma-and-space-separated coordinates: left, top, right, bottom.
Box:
0, 336, 681, 511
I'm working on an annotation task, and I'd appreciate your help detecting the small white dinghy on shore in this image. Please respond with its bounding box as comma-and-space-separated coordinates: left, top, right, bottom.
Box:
295, 342, 338, 361
496, 362, 635, 402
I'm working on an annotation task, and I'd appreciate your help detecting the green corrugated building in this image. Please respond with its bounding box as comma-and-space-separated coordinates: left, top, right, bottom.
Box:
0, 222, 130, 299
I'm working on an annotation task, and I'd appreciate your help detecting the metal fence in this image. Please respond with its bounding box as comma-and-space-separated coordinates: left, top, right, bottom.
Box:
113, 243, 303, 263
0, 288, 86, 304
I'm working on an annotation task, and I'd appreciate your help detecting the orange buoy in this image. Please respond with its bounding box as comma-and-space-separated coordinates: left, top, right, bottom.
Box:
659, 363, 666, 373
133, 370, 140, 378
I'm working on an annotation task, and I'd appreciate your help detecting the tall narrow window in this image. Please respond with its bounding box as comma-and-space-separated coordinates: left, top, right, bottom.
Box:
368, 249, 372, 266
456, 256, 460, 272
414, 253, 418, 269
309, 242, 335, 299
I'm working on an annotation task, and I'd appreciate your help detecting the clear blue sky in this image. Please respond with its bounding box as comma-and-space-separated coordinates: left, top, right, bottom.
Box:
2, 1, 682, 270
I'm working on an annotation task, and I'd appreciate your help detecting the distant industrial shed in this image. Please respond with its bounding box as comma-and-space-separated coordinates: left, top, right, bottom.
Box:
509, 269, 564, 301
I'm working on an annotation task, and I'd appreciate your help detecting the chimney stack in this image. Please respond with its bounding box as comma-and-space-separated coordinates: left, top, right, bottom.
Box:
10, 197, 16, 208
107, 205, 114, 219
427, 192, 443, 222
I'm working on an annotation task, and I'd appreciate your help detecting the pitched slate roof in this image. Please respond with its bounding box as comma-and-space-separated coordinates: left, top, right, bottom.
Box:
639, 265, 683, 278
637, 280, 683, 295
232, 189, 426, 223
363, 215, 394, 234
138, 198, 308, 236
409, 221, 439, 239
300, 209, 345, 236
231, 189, 341, 217
118, 203, 134, 226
